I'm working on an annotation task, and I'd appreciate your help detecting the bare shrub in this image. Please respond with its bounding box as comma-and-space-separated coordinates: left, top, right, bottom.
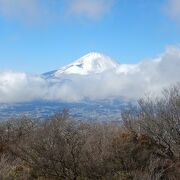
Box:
122, 84, 180, 179
0, 154, 31, 180
0, 84, 179, 179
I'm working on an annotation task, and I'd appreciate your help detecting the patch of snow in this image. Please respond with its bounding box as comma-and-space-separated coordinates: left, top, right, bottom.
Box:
44, 52, 120, 77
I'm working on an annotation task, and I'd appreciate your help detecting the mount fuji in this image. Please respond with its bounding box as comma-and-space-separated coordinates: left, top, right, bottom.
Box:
43, 52, 120, 78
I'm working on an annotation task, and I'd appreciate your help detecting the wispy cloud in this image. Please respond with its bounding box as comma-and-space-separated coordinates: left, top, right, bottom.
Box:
0, 0, 42, 24
165, 0, 180, 21
0, 46, 180, 103
0, 0, 115, 24
66, 0, 115, 20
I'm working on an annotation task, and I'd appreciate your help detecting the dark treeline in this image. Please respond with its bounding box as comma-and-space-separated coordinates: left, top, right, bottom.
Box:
0, 84, 179, 179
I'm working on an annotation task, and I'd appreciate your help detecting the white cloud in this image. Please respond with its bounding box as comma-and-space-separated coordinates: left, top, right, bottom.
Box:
0, 46, 180, 103
0, 0, 115, 24
0, 71, 46, 103
165, 0, 180, 21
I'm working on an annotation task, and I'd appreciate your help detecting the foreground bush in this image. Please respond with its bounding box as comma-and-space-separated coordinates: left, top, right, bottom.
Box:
0, 85, 179, 179
122, 84, 180, 179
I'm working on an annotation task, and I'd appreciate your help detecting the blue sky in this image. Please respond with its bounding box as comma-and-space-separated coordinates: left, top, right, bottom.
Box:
0, 0, 180, 73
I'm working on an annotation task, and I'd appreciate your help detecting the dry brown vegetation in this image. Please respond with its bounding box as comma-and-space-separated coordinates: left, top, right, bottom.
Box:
0, 84, 179, 179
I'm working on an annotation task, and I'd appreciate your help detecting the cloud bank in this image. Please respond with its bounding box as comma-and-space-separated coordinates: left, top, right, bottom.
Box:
0, 0, 115, 24
0, 46, 180, 103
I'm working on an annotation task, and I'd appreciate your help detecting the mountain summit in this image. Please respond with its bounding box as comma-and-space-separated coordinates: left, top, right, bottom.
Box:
44, 52, 119, 78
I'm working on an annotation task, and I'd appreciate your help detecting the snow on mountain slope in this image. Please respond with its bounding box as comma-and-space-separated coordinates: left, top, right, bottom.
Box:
43, 52, 120, 78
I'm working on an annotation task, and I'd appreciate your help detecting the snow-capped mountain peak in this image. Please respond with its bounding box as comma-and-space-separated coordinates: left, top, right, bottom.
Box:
45, 52, 119, 77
